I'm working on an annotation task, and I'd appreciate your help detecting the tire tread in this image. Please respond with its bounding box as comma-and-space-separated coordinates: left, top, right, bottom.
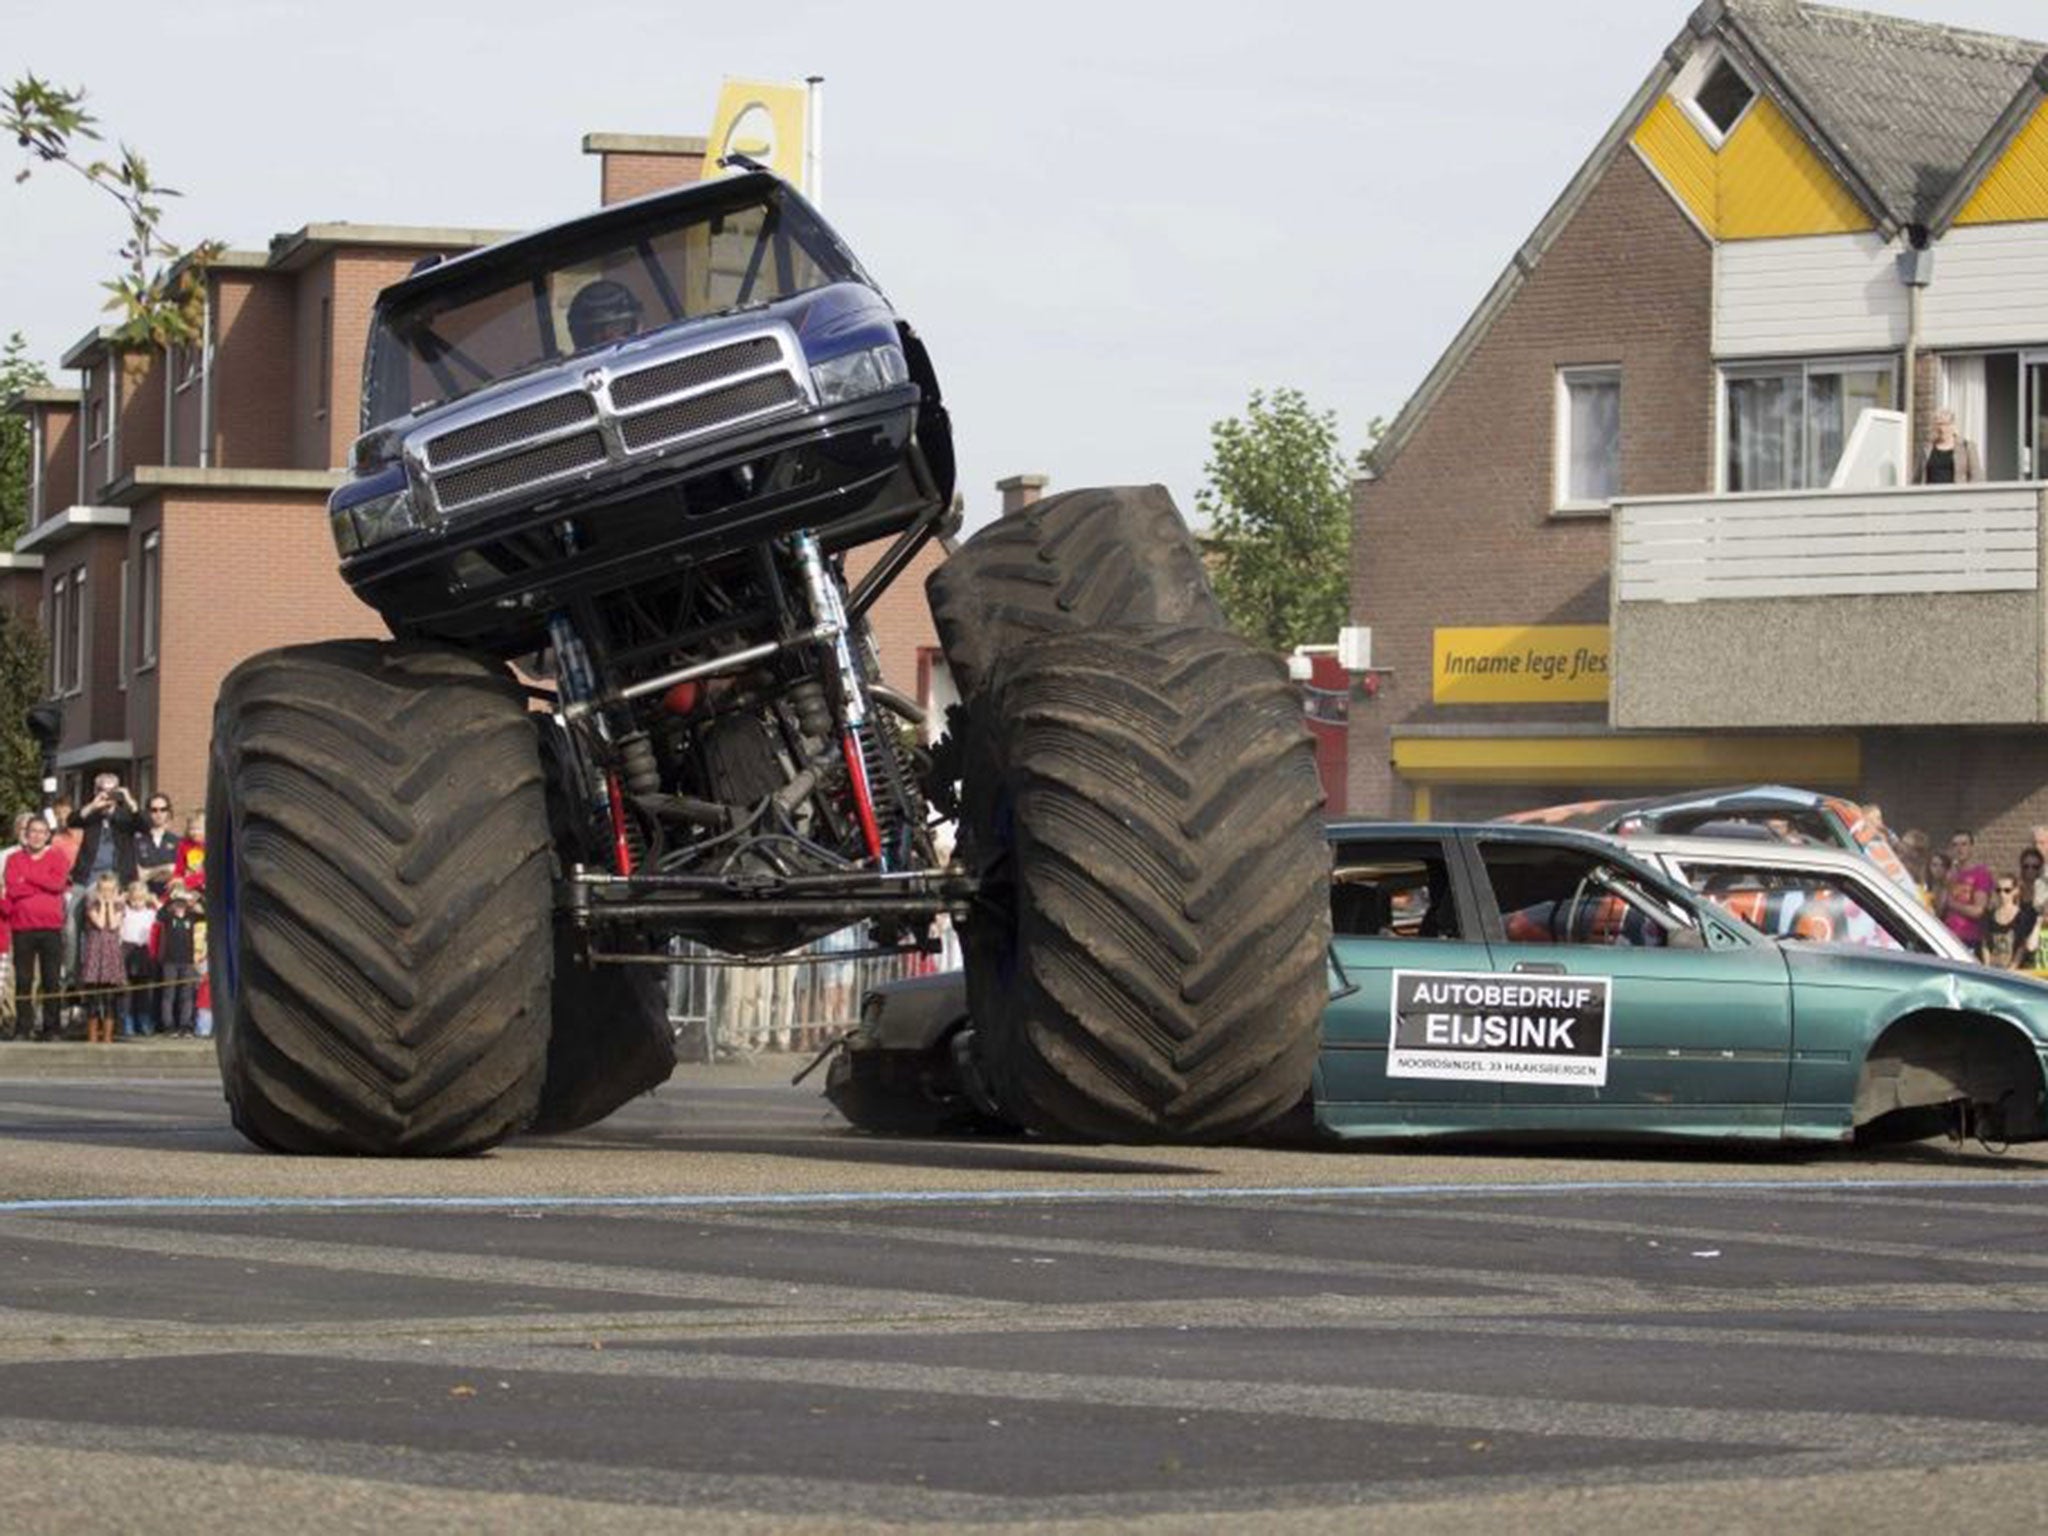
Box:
211, 640, 552, 1155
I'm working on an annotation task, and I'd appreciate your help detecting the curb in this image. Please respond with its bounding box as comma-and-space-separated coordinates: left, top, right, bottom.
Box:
0, 1040, 220, 1079
0, 1041, 814, 1083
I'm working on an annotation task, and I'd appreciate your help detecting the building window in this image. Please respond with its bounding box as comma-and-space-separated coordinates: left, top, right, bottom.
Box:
1723, 357, 1896, 493
117, 558, 130, 691
48, 576, 66, 695
1675, 43, 1758, 145
173, 341, 203, 393
1694, 60, 1755, 136
139, 530, 160, 669
1940, 352, 2048, 482
86, 389, 107, 449
1555, 366, 1622, 510
316, 296, 332, 417
27, 414, 43, 522
50, 570, 86, 697
71, 568, 87, 697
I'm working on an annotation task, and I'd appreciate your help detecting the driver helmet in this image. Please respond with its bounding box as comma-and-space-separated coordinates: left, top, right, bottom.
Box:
567, 280, 643, 349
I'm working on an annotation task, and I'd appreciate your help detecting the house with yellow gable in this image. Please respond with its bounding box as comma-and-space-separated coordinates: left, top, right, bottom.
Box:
1352, 0, 2048, 855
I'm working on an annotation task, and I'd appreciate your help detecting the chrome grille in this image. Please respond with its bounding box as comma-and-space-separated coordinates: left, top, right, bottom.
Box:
425, 392, 596, 467
408, 326, 808, 517
437, 432, 607, 510
618, 374, 801, 452
610, 337, 784, 410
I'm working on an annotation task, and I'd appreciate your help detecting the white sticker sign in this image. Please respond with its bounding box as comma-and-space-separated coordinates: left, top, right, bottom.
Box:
1387, 969, 1611, 1087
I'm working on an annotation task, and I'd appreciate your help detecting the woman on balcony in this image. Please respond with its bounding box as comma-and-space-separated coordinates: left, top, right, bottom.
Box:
1917, 410, 1983, 485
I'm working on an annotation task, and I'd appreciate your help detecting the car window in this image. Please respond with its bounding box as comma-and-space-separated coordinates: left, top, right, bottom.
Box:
1330, 841, 1463, 940
1481, 843, 1675, 948
1681, 864, 1908, 952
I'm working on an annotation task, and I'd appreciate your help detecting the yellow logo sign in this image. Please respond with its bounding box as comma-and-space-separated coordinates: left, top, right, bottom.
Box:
1432, 625, 1611, 704
704, 78, 809, 186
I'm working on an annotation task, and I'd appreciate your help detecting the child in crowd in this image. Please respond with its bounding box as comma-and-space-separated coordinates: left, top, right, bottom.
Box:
173, 813, 206, 893
193, 909, 211, 1039
119, 880, 159, 1037
78, 872, 126, 1043
151, 883, 202, 1037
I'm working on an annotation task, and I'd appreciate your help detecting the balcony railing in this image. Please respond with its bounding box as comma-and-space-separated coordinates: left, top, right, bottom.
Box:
1610, 481, 2048, 730
1616, 482, 2044, 604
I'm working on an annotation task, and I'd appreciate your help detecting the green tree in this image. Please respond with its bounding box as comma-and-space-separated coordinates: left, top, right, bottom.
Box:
5, 74, 219, 350
0, 606, 48, 816
0, 331, 52, 551
1196, 387, 1356, 653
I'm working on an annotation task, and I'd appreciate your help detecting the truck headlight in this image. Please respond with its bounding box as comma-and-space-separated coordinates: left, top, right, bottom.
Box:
333, 486, 420, 557
809, 343, 910, 406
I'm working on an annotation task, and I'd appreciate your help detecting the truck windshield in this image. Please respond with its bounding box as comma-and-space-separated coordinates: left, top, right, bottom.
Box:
362, 181, 862, 428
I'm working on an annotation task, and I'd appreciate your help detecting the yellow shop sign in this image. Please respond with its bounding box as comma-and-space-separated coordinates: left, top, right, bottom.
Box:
1432, 625, 1611, 704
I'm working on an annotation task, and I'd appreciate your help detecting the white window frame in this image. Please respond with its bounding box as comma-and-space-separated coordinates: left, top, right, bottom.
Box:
1717, 353, 1900, 494
117, 557, 130, 692
1553, 365, 1623, 515
27, 413, 43, 523
50, 570, 85, 699
48, 574, 66, 696
70, 567, 87, 698
315, 295, 332, 419
138, 529, 160, 671
1673, 41, 1759, 147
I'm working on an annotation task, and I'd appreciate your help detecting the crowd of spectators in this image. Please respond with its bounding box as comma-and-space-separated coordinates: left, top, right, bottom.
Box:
0, 772, 209, 1043
1892, 817, 2048, 972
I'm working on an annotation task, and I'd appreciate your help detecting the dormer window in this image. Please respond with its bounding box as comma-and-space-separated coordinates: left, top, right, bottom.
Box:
1675, 43, 1758, 146
1694, 60, 1755, 136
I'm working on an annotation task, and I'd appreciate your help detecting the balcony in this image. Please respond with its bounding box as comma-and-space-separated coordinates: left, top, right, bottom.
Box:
1610, 482, 2048, 729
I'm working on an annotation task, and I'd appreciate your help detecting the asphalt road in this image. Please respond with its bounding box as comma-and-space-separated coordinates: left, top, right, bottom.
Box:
0, 1058, 2045, 1532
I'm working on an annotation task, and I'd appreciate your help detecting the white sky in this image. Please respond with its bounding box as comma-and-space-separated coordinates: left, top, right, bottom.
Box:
6, 0, 2045, 527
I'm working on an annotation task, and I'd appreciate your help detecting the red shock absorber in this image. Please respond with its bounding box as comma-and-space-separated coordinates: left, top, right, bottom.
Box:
841, 730, 885, 866
605, 769, 635, 876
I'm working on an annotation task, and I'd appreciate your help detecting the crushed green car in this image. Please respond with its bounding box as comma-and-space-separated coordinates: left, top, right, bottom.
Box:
829, 822, 2048, 1148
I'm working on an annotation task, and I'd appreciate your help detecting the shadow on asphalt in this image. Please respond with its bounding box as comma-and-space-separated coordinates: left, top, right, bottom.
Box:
530, 1126, 1213, 1177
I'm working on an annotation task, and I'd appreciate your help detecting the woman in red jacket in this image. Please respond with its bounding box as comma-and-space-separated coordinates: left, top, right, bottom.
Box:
5, 816, 70, 1041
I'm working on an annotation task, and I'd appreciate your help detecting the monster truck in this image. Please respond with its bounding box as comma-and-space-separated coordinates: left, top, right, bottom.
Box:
207, 166, 1330, 1155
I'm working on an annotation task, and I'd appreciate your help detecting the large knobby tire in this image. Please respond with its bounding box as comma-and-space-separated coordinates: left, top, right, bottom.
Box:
210, 641, 553, 1155
958, 625, 1329, 1142
927, 485, 1225, 699
525, 933, 677, 1136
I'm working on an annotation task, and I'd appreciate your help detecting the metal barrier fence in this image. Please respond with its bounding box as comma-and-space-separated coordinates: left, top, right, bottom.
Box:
666, 923, 963, 1060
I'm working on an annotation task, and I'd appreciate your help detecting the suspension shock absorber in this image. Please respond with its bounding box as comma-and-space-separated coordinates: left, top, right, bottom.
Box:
549, 610, 636, 874
612, 732, 658, 872
791, 531, 885, 867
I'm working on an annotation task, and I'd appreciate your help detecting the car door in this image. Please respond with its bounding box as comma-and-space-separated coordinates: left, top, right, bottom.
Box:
1471, 836, 1794, 1132
1318, 835, 1498, 1129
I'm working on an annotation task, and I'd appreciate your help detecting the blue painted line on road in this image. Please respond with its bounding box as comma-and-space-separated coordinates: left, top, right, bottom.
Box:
0, 1174, 2038, 1217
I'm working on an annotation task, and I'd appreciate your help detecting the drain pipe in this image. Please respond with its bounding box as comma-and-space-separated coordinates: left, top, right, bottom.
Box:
1897, 226, 1934, 458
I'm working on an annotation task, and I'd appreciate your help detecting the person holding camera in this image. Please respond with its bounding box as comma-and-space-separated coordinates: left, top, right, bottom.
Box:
66, 774, 142, 1004
68, 774, 142, 893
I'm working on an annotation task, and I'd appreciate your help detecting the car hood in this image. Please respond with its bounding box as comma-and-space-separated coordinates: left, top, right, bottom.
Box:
1781, 941, 2048, 1035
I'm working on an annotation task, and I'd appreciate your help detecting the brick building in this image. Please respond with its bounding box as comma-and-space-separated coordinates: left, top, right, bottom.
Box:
5, 132, 950, 809
1353, 0, 2048, 856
